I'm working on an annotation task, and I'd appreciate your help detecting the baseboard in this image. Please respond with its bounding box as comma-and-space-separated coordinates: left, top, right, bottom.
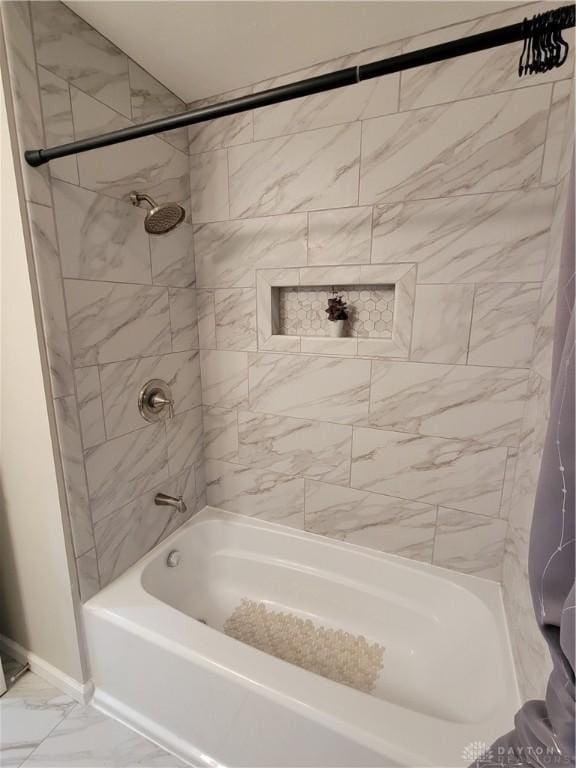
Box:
93, 688, 209, 768
0, 633, 93, 703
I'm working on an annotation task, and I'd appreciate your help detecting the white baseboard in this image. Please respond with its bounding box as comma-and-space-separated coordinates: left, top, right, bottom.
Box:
0, 633, 93, 703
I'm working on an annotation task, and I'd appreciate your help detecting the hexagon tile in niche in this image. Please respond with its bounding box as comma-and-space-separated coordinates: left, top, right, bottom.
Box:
279, 285, 395, 338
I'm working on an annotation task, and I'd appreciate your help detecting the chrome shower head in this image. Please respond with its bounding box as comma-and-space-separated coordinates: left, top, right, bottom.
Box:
128, 191, 185, 235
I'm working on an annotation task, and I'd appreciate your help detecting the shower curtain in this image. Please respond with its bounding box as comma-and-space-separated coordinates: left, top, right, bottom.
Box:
474, 163, 575, 767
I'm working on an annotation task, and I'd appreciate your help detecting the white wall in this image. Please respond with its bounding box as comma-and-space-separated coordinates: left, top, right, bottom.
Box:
0, 71, 85, 684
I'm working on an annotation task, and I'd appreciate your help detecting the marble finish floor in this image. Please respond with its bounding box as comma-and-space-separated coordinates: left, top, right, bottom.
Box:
0, 671, 189, 768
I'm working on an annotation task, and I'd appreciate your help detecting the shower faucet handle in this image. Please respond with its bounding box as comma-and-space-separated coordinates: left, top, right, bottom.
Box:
138, 379, 175, 422
149, 391, 174, 419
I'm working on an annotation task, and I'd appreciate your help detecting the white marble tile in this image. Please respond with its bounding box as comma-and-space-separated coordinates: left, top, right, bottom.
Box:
205, 460, 304, 528
300, 337, 358, 357
99, 351, 201, 439
169, 288, 199, 352
150, 223, 195, 288
371, 187, 555, 284
53, 395, 94, 557
203, 406, 239, 461
369, 361, 528, 447
468, 283, 541, 369
194, 213, 307, 288
253, 60, 399, 140
0, 673, 75, 768
74, 366, 106, 449
194, 460, 207, 513
410, 284, 474, 364
351, 427, 507, 517
238, 411, 352, 484
128, 60, 187, 152
0, 1, 52, 206
71, 90, 190, 215
499, 448, 518, 520
52, 180, 151, 284
305, 480, 436, 562
197, 290, 216, 348
37, 66, 78, 184
433, 508, 508, 580
20, 701, 184, 767
70, 86, 129, 140
188, 111, 253, 155
187, 89, 253, 154
28, 204, 74, 397
76, 549, 100, 602
65, 280, 171, 366
200, 349, 248, 408
85, 422, 169, 523
541, 80, 574, 185
297, 265, 362, 286
166, 406, 203, 476
248, 352, 371, 424
214, 288, 257, 351
189, 149, 229, 223
532, 177, 571, 383
308, 207, 372, 266
556, 87, 575, 183
229, 123, 361, 218
95, 468, 195, 587
360, 85, 551, 204
31, 1, 131, 116
399, 7, 573, 111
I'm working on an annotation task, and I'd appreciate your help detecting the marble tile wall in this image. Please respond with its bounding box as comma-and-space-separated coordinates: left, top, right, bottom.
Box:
186, 2, 574, 711
2, 0, 573, 705
1, 0, 203, 601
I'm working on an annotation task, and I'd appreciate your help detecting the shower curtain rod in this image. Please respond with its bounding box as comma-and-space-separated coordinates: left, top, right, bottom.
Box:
24, 4, 575, 168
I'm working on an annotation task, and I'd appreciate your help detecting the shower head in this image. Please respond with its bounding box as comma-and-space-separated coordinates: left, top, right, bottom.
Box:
128, 192, 185, 235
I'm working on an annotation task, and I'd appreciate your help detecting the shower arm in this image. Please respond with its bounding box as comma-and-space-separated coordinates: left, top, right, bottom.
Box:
128, 192, 157, 210
24, 4, 575, 168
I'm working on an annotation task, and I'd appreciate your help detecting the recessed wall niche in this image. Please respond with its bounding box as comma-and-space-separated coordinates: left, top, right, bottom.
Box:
279, 285, 395, 338
256, 265, 417, 358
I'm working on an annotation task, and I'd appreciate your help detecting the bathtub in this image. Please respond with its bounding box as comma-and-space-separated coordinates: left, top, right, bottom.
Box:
83, 507, 519, 768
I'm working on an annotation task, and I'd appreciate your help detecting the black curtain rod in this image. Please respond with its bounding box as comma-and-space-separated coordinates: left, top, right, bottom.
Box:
24, 5, 575, 168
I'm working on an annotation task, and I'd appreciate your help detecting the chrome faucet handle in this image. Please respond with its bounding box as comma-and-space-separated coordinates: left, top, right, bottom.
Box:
139, 379, 175, 422
149, 392, 174, 419
155, 493, 187, 514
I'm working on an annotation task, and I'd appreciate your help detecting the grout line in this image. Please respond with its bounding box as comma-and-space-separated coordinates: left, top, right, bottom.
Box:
66, 76, 188, 158
186, 77, 564, 159
465, 284, 478, 365
189, 178, 557, 227
204, 449, 504, 523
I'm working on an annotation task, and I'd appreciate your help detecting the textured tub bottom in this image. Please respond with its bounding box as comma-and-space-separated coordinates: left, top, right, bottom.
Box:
224, 599, 384, 693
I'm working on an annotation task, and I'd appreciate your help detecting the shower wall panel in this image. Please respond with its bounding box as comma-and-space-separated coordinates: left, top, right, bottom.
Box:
185, 3, 574, 700
2, 0, 573, 704
1, 0, 204, 602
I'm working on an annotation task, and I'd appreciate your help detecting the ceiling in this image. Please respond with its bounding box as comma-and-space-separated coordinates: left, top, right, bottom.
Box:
65, 1, 524, 103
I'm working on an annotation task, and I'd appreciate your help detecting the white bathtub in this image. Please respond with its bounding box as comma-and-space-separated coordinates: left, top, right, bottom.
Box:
83, 507, 519, 768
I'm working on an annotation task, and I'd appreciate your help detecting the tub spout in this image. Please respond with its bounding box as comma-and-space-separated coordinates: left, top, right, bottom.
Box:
155, 493, 187, 514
